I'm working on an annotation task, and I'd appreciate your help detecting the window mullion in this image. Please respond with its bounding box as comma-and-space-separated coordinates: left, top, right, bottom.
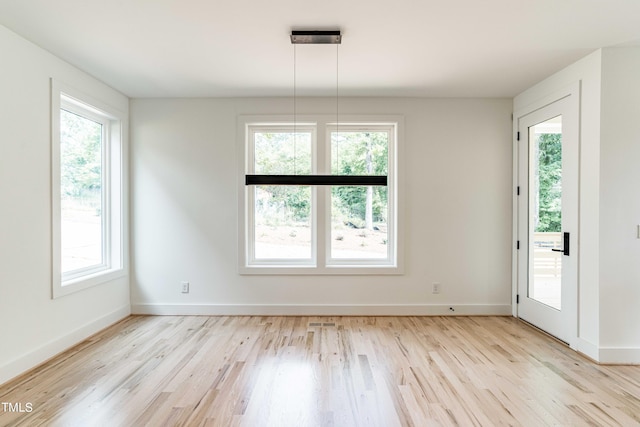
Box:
315, 123, 327, 268
247, 129, 256, 264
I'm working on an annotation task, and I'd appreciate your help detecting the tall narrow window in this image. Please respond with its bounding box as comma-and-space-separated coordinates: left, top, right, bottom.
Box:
52, 81, 125, 297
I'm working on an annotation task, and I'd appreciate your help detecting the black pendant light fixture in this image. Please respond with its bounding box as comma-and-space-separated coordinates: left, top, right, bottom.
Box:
245, 29, 387, 187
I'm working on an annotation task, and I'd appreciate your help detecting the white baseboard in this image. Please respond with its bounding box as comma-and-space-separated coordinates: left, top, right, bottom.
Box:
0, 305, 131, 386
131, 303, 512, 316
576, 338, 600, 362
575, 339, 640, 365
598, 347, 640, 365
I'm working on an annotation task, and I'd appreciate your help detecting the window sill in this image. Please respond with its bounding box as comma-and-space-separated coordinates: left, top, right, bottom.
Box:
53, 268, 126, 299
239, 264, 403, 275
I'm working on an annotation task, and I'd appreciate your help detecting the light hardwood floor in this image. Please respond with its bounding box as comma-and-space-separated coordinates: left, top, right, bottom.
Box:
1, 316, 639, 426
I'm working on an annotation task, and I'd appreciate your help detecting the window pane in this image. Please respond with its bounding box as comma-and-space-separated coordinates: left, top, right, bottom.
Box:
529, 115, 562, 310
331, 131, 388, 259
331, 131, 388, 176
252, 130, 313, 261
255, 131, 311, 175
331, 186, 388, 259
254, 185, 312, 259
60, 109, 104, 273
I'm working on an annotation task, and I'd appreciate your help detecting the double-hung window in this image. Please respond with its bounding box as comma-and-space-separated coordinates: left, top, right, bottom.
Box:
239, 116, 402, 274
51, 81, 125, 297
248, 124, 316, 264
328, 125, 394, 263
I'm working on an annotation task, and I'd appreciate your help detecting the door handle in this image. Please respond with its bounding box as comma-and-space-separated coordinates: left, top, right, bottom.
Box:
551, 232, 570, 256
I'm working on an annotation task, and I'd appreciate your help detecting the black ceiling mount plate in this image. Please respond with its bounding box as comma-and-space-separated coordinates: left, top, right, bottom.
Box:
290, 30, 342, 44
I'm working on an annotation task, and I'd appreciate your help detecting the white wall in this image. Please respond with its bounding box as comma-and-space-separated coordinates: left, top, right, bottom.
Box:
0, 25, 130, 385
599, 47, 640, 361
130, 97, 513, 315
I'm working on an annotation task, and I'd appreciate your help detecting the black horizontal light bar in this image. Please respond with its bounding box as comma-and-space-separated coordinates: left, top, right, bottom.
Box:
290, 30, 342, 44
246, 175, 386, 186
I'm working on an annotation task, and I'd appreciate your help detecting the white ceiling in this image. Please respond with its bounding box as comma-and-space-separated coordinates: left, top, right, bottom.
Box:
1, 0, 640, 98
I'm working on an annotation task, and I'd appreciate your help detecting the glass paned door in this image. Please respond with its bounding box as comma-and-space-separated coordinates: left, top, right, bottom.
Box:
516, 88, 578, 347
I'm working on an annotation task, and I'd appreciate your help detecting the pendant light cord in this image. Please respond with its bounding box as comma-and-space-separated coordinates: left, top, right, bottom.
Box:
293, 43, 297, 176
335, 42, 339, 174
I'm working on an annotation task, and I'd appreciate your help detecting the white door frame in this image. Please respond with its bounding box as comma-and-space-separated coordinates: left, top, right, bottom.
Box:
512, 82, 580, 350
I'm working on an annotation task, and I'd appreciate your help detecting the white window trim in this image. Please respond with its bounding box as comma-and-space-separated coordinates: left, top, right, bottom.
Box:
51, 79, 127, 298
237, 114, 404, 275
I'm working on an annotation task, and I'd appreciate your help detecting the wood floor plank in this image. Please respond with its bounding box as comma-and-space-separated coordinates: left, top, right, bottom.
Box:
2, 316, 640, 426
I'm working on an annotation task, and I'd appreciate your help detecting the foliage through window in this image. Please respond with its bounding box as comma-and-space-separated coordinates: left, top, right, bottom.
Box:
60, 108, 105, 273
331, 130, 389, 259
533, 133, 562, 233
241, 118, 400, 274
253, 128, 313, 260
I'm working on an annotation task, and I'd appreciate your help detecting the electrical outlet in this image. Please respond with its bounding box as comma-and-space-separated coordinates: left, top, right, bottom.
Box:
181, 281, 189, 293
432, 282, 440, 294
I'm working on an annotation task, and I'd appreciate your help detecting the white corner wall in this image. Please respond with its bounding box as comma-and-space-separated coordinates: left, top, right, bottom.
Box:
514, 50, 603, 360
515, 47, 640, 364
599, 47, 640, 363
0, 25, 130, 385
130, 97, 513, 316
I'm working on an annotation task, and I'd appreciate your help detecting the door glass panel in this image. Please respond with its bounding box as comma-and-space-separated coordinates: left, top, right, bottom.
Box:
528, 115, 562, 310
